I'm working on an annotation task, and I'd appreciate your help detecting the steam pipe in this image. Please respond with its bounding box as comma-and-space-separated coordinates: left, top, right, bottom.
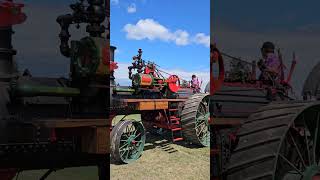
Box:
11, 83, 80, 97
56, 0, 107, 57
56, 14, 73, 57
86, 0, 106, 37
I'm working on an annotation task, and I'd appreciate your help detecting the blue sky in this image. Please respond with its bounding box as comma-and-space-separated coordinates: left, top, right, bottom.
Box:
213, 0, 320, 97
9, 0, 88, 77
111, 0, 210, 87
5, 0, 209, 90
214, 0, 320, 32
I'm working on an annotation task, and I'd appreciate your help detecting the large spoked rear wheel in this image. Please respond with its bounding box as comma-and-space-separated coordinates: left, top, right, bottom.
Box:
279, 108, 320, 180
181, 93, 210, 146
111, 120, 146, 164
226, 102, 320, 180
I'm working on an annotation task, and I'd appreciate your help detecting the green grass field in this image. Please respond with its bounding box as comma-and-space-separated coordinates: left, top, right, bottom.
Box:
111, 114, 210, 180
12, 114, 209, 180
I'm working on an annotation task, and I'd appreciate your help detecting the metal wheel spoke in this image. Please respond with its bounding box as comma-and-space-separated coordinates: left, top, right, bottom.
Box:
134, 133, 141, 140
120, 148, 128, 156
303, 117, 312, 166
197, 124, 207, 136
125, 125, 130, 134
125, 148, 130, 160
201, 130, 209, 141
197, 108, 206, 117
289, 131, 306, 168
279, 154, 303, 175
122, 132, 129, 138
120, 142, 129, 149
126, 125, 131, 135
130, 125, 135, 135
314, 113, 320, 164
131, 129, 137, 136
196, 114, 206, 120
195, 119, 205, 129
131, 144, 138, 152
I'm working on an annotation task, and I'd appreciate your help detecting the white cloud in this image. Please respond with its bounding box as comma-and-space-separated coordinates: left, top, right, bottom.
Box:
111, 0, 119, 5
127, 3, 137, 13
193, 33, 210, 47
114, 63, 209, 91
123, 19, 173, 41
174, 30, 190, 45
123, 18, 209, 47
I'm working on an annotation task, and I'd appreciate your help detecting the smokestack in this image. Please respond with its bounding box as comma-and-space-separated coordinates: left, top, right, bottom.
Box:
0, 0, 27, 76
110, 46, 116, 84
0, 27, 17, 76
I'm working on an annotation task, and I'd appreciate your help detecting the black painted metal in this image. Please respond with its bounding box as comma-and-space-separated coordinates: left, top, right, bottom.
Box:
0, 27, 17, 75
0, 1, 111, 177
57, 0, 106, 57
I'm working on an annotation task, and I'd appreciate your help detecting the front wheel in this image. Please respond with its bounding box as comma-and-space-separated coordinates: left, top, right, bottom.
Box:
110, 120, 146, 164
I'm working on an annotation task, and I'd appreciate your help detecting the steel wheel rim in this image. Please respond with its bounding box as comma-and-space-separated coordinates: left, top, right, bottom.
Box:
119, 121, 146, 163
276, 108, 320, 180
195, 101, 210, 147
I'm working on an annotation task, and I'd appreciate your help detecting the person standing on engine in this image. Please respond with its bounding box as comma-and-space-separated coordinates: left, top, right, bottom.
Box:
191, 75, 201, 93
257, 41, 281, 81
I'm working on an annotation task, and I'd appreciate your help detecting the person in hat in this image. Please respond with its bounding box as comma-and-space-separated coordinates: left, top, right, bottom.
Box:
191, 74, 201, 93
257, 41, 281, 81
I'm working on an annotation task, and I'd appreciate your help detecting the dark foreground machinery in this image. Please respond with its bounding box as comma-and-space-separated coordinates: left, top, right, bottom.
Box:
210, 44, 320, 180
109, 48, 210, 164
0, 1, 110, 179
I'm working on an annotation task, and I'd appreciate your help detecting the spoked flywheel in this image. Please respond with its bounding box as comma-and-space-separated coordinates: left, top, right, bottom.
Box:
111, 120, 146, 164
181, 93, 210, 146
226, 101, 320, 180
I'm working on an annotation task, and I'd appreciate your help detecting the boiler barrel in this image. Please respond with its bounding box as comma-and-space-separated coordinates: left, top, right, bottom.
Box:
110, 46, 116, 85
10, 83, 80, 97
210, 85, 270, 119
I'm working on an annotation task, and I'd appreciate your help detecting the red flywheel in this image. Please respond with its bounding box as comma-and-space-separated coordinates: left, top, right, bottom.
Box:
167, 75, 180, 93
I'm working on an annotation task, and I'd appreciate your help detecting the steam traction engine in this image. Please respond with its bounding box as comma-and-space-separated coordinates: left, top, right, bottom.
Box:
0, 1, 110, 179
109, 48, 210, 164
210, 44, 320, 180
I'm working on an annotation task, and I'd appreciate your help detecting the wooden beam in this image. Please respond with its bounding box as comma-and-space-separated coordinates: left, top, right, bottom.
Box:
25, 119, 109, 128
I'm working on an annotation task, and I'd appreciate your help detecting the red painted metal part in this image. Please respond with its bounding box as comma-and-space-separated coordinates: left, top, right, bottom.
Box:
210, 46, 225, 95
141, 110, 182, 131
284, 57, 297, 85
209, 45, 224, 125
102, 44, 110, 65
144, 65, 155, 75
0, 0, 26, 27
167, 75, 180, 93
50, 128, 57, 142
313, 176, 320, 180
110, 62, 118, 72
140, 74, 153, 86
